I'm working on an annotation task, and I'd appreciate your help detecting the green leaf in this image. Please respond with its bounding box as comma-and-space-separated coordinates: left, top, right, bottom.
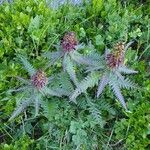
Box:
9, 98, 32, 121
18, 55, 36, 76
70, 72, 100, 101
28, 15, 41, 33
93, 0, 103, 12
63, 54, 78, 86
95, 34, 104, 46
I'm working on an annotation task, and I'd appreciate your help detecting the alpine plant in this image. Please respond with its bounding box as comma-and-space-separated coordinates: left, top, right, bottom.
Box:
9, 55, 63, 120
70, 41, 138, 110
44, 31, 98, 86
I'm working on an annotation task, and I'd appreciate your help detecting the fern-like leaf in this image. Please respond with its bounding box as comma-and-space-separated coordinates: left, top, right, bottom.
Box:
70, 51, 90, 65
54, 88, 71, 97
118, 65, 138, 74
88, 105, 104, 127
98, 99, 116, 115
70, 72, 99, 101
124, 41, 134, 52
8, 86, 31, 93
44, 51, 63, 65
41, 86, 62, 97
70, 51, 94, 66
109, 80, 127, 110
9, 98, 32, 121
16, 76, 30, 85
34, 94, 42, 117
18, 55, 36, 76
62, 53, 68, 72
85, 66, 101, 72
85, 53, 104, 72
63, 54, 78, 86
86, 52, 104, 67
97, 74, 109, 97
75, 43, 85, 51
58, 72, 74, 93
41, 100, 58, 120
86, 96, 105, 127
48, 76, 55, 84
115, 71, 137, 89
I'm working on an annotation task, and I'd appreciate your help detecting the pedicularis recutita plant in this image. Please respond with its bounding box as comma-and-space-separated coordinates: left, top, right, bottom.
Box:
9, 55, 63, 120
44, 32, 97, 85
10, 32, 138, 121
70, 41, 138, 110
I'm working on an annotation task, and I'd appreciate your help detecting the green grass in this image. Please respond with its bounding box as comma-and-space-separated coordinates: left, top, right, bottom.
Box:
0, 0, 150, 149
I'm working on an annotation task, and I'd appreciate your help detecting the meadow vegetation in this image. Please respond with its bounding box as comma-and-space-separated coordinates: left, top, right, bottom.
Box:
0, 0, 150, 149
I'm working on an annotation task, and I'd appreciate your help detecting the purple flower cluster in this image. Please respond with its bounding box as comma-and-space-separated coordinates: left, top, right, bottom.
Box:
61, 32, 78, 52
31, 70, 48, 89
106, 42, 125, 69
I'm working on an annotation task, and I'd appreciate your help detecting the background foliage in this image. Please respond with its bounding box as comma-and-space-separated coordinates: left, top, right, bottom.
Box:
0, 0, 150, 149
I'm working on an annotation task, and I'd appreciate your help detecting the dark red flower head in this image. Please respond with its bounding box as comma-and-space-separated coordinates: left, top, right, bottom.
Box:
61, 32, 78, 52
106, 42, 125, 69
31, 70, 48, 89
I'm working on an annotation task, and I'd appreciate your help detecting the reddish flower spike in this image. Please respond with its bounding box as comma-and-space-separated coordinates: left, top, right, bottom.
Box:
61, 32, 78, 52
106, 42, 125, 69
31, 70, 48, 89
